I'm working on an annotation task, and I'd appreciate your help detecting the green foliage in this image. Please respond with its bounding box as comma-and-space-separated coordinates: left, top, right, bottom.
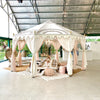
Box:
0, 39, 8, 46
97, 39, 100, 41
10, 40, 12, 48
16, 44, 32, 57
0, 51, 5, 60
39, 43, 56, 56
22, 44, 31, 56
86, 39, 96, 42
0, 39, 4, 46
86, 38, 100, 42
0, 39, 8, 51
42, 43, 48, 54
51, 45, 55, 54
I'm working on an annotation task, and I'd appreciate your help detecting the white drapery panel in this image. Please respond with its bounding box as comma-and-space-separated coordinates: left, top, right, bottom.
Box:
32, 36, 44, 76
80, 39, 87, 70
51, 40, 61, 50
51, 40, 61, 61
58, 37, 75, 75
25, 35, 44, 76
67, 39, 75, 75
73, 40, 78, 67
18, 40, 26, 66
25, 36, 34, 53
35, 36, 44, 60
34, 36, 44, 53
57, 37, 69, 51
67, 51, 73, 75
36, 52, 39, 60
25, 36, 35, 75
11, 39, 18, 72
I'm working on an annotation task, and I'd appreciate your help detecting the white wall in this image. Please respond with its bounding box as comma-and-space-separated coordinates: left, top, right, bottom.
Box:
0, 8, 8, 37
0, 8, 18, 38
90, 42, 100, 60
63, 47, 93, 61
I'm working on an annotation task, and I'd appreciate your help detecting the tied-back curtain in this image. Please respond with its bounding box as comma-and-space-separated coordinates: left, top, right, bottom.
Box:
67, 39, 75, 75
25, 35, 44, 76
58, 37, 75, 75
80, 39, 87, 70
25, 35, 35, 74
36, 52, 39, 60
18, 40, 26, 66
32, 36, 44, 76
73, 41, 78, 67
57, 37, 69, 51
34, 36, 44, 53
35, 37, 44, 60
11, 39, 18, 72
25, 36, 34, 53
51, 40, 61, 61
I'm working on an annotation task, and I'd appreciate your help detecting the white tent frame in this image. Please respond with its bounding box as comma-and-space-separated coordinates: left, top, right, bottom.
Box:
11, 21, 87, 77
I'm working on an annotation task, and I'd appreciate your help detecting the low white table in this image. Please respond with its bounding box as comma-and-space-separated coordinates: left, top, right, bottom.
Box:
21, 57, 32, 64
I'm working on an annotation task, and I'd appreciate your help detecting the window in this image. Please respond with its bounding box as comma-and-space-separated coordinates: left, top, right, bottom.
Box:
86, 36, 100, 50
0, 37, 12, 62
0, 39, 8, 61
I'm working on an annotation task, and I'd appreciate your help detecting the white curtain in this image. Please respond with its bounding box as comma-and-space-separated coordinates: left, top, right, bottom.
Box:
32, 36, 44, 76
73, 41, 78, 67
24, 35, 44, 76
51, 40, 61, 61
80, 39, 87, 70
58, 37, 75, 75
25, 36, 34, 53
58, 37, 69, 51
34, 36, 44, 53
17, 40, 26, 66
36, 52, 39, 60
11, 39, 18, 72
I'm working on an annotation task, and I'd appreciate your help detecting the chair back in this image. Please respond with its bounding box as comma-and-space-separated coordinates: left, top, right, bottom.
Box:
5, 48, 18, 62
51, 59, 58, 67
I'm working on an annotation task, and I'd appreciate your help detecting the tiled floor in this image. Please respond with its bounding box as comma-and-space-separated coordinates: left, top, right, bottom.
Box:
0, 61, 100, 100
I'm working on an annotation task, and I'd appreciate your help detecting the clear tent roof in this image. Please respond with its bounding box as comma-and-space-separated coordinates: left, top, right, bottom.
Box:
6, 0, 100, 35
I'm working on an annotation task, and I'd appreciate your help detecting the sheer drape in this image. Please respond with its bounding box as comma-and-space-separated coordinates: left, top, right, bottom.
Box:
25, 36, 34, 53
80, 39, 87, 70
51, 40, 60, 61
73, 41, 78, 67
32, 36, 44, 76
34, 36, 44, 52
58, 37, 75, 75
11, 39, 18, 72
36, 52, 39, 60
18, 40, 26, 66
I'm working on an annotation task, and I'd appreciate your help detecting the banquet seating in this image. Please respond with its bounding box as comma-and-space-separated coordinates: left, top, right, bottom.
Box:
36, 58, 58, 70
51, 59, 58, 68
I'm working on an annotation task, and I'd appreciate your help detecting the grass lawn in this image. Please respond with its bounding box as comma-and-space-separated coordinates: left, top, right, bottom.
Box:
0, 51, 5, 61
